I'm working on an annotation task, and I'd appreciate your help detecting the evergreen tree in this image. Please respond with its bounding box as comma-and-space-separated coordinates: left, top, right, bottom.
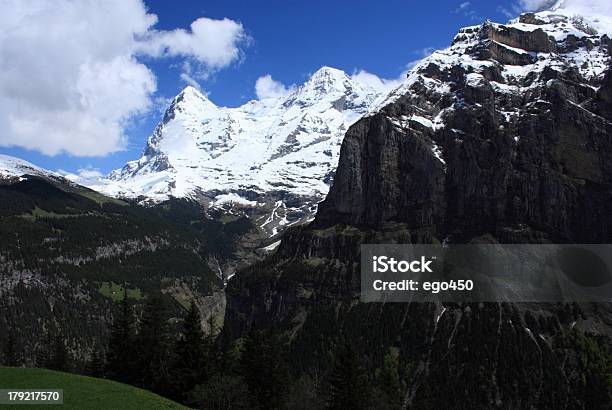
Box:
35, 332, 53, 369
205, 314, 221, 375
214, 321, 239, 377
375, 347, 403, 410
327, 341, 371, 410
106, 288, 136, 383
47, 334, 71, 372
3, 332, 19, 367
189, 374, 250, 410
285, 371, 325, 410
241, 329, 289, 409
134, 295, 174, 396
172, 300, 207, 399
87, 347, 106, 378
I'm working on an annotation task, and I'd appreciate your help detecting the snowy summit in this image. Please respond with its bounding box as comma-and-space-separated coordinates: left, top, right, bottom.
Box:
92, 67, 390, 207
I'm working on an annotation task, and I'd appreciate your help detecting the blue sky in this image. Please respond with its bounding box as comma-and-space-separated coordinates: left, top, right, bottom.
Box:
0, 0, 524, 176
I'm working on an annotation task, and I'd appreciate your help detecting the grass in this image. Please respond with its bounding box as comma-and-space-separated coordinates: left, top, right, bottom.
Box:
99, 282, 145, 302
76, 189, 128, 206
218, 214, 239, 224
0, 367, 187, 409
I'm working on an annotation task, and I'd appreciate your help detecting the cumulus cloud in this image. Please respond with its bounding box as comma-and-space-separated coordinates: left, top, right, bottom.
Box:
350, 70, 403, 94
255, 75, 294, 100
59, 166, 105, 185
0, 0, 249, 157
139, 17, 248, 71
351, 47, 437, 94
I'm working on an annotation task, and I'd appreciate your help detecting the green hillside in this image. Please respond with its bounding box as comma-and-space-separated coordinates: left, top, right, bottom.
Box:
0, 175, 253, 364
0, 367, 187, 409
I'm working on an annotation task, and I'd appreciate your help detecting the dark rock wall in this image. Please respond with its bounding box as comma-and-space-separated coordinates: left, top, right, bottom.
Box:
317, 65, 612, 244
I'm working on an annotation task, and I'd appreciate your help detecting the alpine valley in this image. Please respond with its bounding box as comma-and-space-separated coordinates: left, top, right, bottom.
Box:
1, 2, 612, 409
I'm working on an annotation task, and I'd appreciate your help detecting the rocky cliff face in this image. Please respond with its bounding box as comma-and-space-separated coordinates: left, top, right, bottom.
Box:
225, 9, 612, 408
317, 11, 612, 242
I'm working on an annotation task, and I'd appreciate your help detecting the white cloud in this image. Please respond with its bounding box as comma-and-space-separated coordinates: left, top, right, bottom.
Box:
458, 2, 471, 10
59, 166, 105, 185
351, 47, 436, 95
139, 17, 249, 72
180, 72, 202, 89
0, 0, 249, 157
179, 61, 203, 89
350, 70, 403, 94
255, 75, 294, 100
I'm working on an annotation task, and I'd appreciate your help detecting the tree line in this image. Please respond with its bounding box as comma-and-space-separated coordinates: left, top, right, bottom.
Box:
99, 291, 412, 409
3, 295, 611, 408
2, 290, 412, 409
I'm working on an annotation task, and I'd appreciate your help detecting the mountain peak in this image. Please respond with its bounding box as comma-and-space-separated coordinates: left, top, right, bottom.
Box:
309, 66, 349, 83
160, 85, 218, 125
96, 62, 388, 212
179, 85, 204, 96
175, 85, 215, 106
290, 66, 353, 99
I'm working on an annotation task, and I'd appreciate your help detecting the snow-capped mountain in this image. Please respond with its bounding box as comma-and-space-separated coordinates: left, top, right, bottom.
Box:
0, 153, 107, 197
93, 67, 389, 207
0, 154, 59, 181
375, 5, 611, 117
318, 3, 612, 230
85, 66, 392, 235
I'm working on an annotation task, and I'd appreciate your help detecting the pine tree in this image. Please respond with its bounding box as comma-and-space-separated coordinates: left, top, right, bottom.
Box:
3, 332, 19, 367
47, 334, 71, 372
375, 347, 403, 410
134, 295, 174, 396
327, 341, 372, 410
241, 329, 289, 409
189, 374, 250, 410
106, 287, 136, 383
35, 332, 53, 369
172, 300, 207, 399
214, 321, 238, 376
204, 314, 221, 375
285, 371, 325, 410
